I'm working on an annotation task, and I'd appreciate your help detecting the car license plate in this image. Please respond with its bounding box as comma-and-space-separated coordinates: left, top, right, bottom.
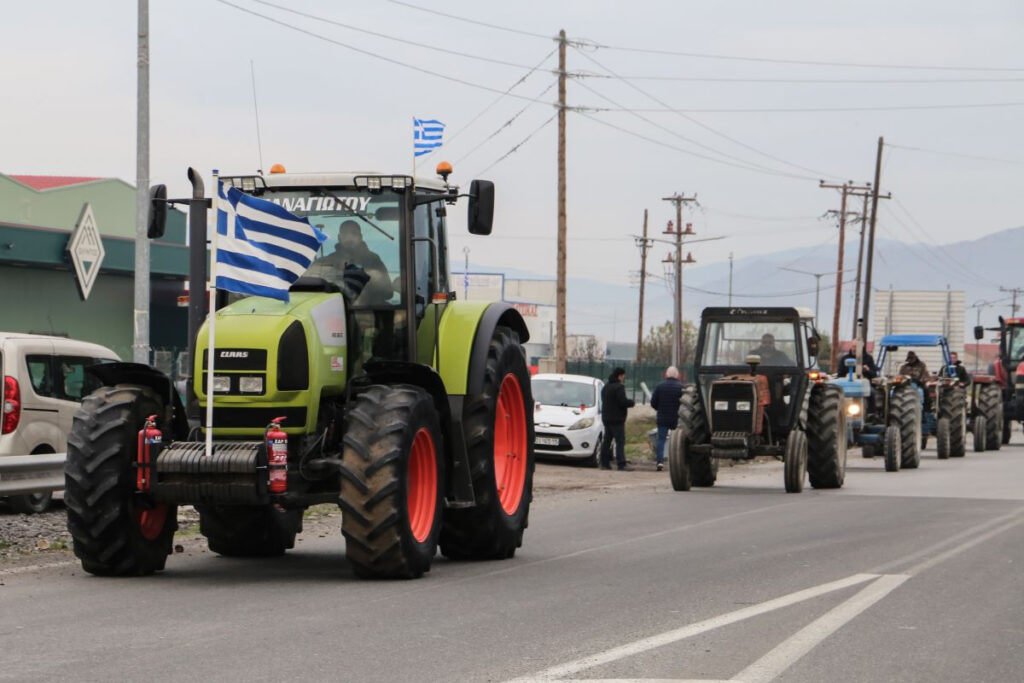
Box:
535, 436, 560, 446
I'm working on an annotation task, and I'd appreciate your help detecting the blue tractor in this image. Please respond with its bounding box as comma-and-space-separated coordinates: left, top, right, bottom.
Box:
876, 334, 971, 459
831, 355, 919, 472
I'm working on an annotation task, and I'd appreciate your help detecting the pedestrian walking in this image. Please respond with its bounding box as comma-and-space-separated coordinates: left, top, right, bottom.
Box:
649, 366, 685, 471
599, 367, 635, 470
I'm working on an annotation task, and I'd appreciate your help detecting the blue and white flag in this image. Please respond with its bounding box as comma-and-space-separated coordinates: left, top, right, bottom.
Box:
215, 182, 327, 302
413, 117, 445, 157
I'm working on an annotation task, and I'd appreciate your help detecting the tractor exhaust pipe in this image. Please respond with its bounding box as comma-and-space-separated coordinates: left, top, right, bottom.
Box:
186, 167, 207, 418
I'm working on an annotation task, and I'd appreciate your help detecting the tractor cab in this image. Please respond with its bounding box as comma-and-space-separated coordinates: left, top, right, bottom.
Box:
694, 307, 821, 442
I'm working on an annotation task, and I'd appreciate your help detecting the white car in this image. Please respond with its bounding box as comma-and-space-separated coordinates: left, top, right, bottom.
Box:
531, 373, 604, 466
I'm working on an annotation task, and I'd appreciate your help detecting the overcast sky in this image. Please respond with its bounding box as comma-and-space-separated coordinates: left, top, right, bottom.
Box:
3, 1, 1022, 336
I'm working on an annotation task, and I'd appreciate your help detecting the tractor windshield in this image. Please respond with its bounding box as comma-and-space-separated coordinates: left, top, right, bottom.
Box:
263, 189, 403, 307
700, 321, 800, 367
1009, 325, 1024, 363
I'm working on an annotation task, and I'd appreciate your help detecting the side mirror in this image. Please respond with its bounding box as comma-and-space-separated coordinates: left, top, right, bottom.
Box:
807, 335, 820, 358
467, 179, 494, 235
974, 325, 984, 341
147, 184, 168, 239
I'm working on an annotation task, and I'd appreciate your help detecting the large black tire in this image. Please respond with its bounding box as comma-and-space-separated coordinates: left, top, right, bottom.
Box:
940, 386, 967, 457
198, 505, 302, 557
339, 385, 445, 579
678, 386, 716, 487
977, 384, 1002, 451
64, 385, 177, 576
9, 491, 53, 514
668, 428, 690, 491
936, 417, 951, 459
440, 327, 534, 560
1002, 413, 1011, 445
891, 387, 922, 469
784, 430, 807, 493
972, 416, 987, 453
807, 383, 846, 489
884, 425, 901, 472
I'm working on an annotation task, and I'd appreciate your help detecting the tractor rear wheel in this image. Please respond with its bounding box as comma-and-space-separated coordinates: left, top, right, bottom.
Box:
807, 383, 846, 488
941, 387, 967, 457
678, 386, 716, 487
668, 428, 691, 491
978, 384, 1002, 451
64, 385, 177, 576
936, 417, 951, 459
1002, 414, 1011, 445
784, 430, 807, 493
441, 326, 533, 560
972, 416, 987, 452
884, 425, 902, 472
339, 384, 445, 579
891, 387, 922, 469
198, 505, 302, 557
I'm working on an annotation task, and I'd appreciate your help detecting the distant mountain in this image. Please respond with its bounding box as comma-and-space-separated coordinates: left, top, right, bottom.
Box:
467, 225, 1024, 344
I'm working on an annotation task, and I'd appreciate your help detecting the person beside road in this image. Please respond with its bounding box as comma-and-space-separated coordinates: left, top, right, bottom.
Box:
599, 367, 636, 471
948, 351, 971, 384
649, 366, 685, 472
749, 333, 793, 366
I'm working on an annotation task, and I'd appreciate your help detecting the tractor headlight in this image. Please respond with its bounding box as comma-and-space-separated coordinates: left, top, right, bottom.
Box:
568, 417, 594, 430
846, 401, 862, 417
735, 401, 752, 411
239, 376, 264, 394
212, 375, 231, 393
714, 400, 729, 411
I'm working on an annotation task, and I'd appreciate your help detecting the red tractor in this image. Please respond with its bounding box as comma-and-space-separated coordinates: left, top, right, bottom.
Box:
987, 317, 1024, 445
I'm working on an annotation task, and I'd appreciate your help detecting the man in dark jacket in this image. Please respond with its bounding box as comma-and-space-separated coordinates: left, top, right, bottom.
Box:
599, 367, 636, 470
649, 366, 684, 471
948, 352, 971, 384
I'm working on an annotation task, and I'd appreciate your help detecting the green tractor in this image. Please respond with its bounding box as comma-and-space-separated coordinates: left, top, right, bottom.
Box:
64, 165, 534, 579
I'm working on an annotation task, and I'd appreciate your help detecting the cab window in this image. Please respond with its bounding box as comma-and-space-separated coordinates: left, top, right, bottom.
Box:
26, 356, 57, 398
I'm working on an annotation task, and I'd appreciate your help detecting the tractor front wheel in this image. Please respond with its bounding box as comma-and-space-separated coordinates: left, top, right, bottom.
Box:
978, 384, 1002, 451
339, 385, 445, 579
972, 416, 987, 453
891, 388, 922, 469
784, 430, 808, 493
668, 429, 691, 491
679, 386, 715, 487
884, 425, 902, 472
64, 385, 177, 576
936, 417, 952, 459
441, 326, 534, 560
807, 383, 846, 488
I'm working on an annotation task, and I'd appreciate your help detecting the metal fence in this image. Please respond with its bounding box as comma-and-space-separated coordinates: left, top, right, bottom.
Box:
563, 360, 695, 404
0, 453, 65, 497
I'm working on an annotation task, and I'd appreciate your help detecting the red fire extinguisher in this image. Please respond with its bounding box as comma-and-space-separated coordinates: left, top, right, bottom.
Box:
266, 417, 288, 494
137, 414, 162, 492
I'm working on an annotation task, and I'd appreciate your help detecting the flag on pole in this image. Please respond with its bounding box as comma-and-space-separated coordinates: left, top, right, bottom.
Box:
413, 118, 446, 157
214, 182, 327, 302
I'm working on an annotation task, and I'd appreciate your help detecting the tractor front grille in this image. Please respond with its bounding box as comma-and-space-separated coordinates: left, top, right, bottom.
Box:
709, 381, 758, 434
201, 407, 307, 429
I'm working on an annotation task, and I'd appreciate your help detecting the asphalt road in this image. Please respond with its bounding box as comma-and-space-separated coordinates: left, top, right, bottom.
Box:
3, 441, 1022, 683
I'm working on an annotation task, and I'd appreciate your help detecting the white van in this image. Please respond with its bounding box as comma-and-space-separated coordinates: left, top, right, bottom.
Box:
1, 333, 120, 513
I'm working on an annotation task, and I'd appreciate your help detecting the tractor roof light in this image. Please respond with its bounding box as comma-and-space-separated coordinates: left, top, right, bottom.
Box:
366, 177, 383, 193
240, 177, 257, 192
436, 161, 453, 182
269, 163, 286, 174
390, 176, 410, 191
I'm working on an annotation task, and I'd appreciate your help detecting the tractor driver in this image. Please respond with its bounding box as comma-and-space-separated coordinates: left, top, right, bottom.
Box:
309, 220, 394, 305
749, 333, 793, 366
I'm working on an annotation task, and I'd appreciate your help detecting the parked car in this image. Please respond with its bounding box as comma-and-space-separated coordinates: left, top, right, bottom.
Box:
1, 333, 119, 512
531, 373, 604, 466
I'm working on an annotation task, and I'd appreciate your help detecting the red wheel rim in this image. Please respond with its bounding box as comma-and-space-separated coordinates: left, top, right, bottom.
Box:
134, 504, 169, 541
407, 427, 438, 543
494, 373, 528, 515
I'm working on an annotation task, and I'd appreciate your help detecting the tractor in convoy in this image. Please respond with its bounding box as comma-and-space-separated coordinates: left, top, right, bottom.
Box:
64, 164, 535, 579
667, 307, 847, 494
875, 335, 973, 459
830, 355, 916, 473
989, 316, 1024, 445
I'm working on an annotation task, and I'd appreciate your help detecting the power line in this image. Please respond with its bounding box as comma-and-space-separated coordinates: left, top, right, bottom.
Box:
579, 74, 1024, 84
570, 45, 843, 181
885, 142, 1024, 166
452, 80, 558, 164
584, 101, 1024, 114
211, 0, 561, 107
471, 113, 558, 176
385, 0, 554, 40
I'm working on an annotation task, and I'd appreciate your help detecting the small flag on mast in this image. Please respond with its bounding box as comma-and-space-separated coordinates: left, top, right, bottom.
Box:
214, 182, 327, 302
414, 118, 446, 157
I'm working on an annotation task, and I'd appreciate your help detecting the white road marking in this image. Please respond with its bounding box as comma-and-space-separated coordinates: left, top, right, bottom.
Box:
902, 515, 1024, 577
506, 573, 880, 682
732, 574, 909, 683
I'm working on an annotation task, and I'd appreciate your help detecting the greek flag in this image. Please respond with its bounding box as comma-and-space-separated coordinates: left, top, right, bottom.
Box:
215, 182, 327, 302
414, 117, 445, 157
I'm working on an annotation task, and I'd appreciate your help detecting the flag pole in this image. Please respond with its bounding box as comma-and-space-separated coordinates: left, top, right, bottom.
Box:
412, 117, 417, 185
205, 170, 220, 458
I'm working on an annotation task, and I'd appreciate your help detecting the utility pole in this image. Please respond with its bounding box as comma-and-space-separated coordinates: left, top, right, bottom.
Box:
999, 286, 1023, 317
635, 209, 650, 365
555, 29, 568, 373
662, 193, 699, 367
861, 137, 885, 352
820, 180, 870, 370
133, 0, 151, 364
851, 192, 870, 339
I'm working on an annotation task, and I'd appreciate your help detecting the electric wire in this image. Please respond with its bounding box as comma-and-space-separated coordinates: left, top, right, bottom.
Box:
585, 75, 1024, 84
471, 113, 558, 176
586, 101, 1024, 113
385, 0, 555, 40
570, 45, 844, 181
211, 0, 561, 106
885, 142, 1024, 166
452, 80, 558, 164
